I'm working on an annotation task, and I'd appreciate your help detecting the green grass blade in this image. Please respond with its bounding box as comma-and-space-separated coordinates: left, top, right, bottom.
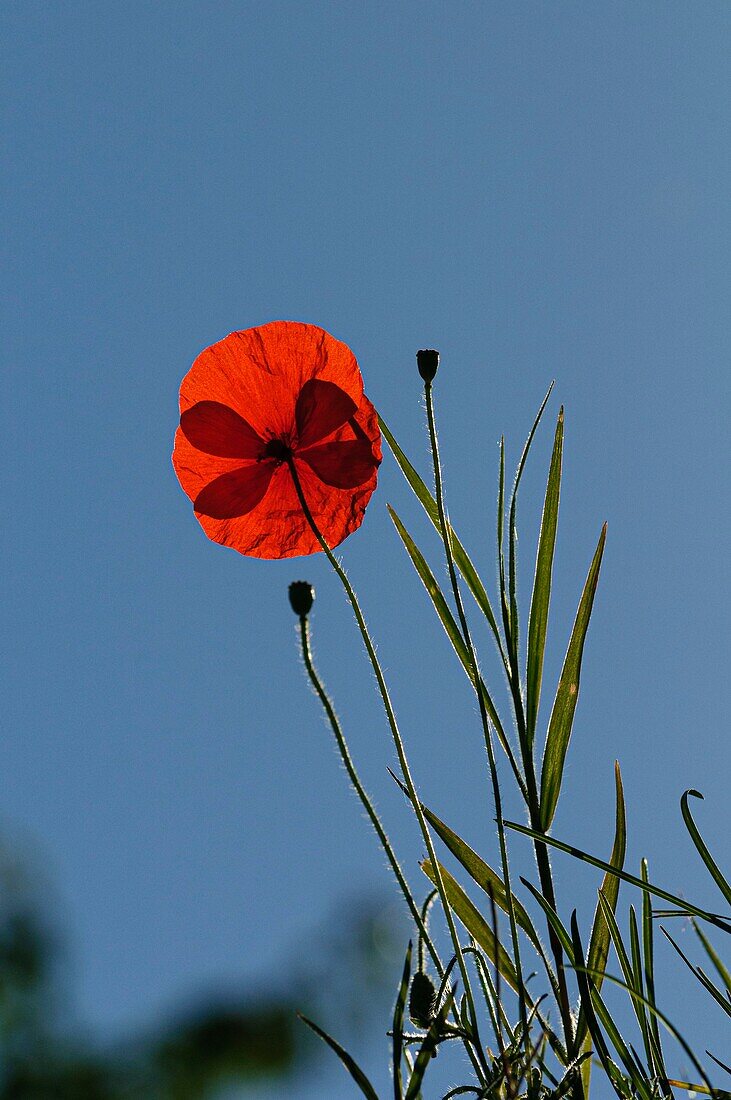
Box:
569, 911, 642, 1093
577, 762, 626, 1088
388, 506, 524, 794
641, 861, 668, 1081
587, 762, 627, 984
538, 524, 606, 830
388, 505, 471, 669
526, 407, 564, 748
393, 941, 412, 1100
421, 859, 518, 991
681, 790, 731, 906
392, 776, 537, 945
521, 882, 647, 1091
394, 774, 565, 1027
497, 436, 509, 634
505, 820, 731, 933
661, 927, 731, 1019
380, 415, 506, 662
693, 920, 731, 994
628, 906, 656, 1070
569, 913, 653, 1098
706, 1049, 731, 1077
579, 968, 717, 1094
298, 1014, 380, 1100
595, 893, 649, 1039
507, 383, 554, 663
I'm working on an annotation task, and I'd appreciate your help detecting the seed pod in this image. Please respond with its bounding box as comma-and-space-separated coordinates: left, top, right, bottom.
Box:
288, 580, 315, 617
416, 348, 440, 383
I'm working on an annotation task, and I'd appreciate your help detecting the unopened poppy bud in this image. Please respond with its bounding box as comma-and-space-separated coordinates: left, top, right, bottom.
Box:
409, 971, 437, 1029
416, 349, 440, 384
288, 581, 314, 617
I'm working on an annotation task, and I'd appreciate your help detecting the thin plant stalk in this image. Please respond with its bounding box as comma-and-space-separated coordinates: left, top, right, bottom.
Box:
424, 379, 530, 1057
297, 610, 443, 977
285, 455, 490, 1085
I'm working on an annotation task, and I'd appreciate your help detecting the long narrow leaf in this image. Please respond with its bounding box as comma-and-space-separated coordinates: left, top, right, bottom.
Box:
507, 383, 555, 663
693, 920, 731, 994
641, 860, 668, 1082
569, 911, 626, 1085
577, 762, 626, 1088
661, 927, 731, 1019
388, 505, 525, 796
595, 893, 653, 1050
526, 407, 563, 747
681, 789, 731, 906
539, 524, 606, 830
299, 1014, 379, 1100
389, 773, 536, 944
380, 415, 506, 664
506, 820, 731, 933
522, 881, 648, 1091
421, 859, 518, 991
393, 942, 412, 1099
587, 762, 627, 985
706, 1049, 731, 1077
388, 505, 471, 670
629, 907, 657, 1069
579, 968, 717, 1094
497, 436, 510, 644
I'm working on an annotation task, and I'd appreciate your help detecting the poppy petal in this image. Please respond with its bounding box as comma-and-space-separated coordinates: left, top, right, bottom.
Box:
194, 462, 274, 519
298, 438, 379, 489
173, 324, 381, 558
295, 379, 358, 449
181, 401, 264, 459
178, 323, 364, 443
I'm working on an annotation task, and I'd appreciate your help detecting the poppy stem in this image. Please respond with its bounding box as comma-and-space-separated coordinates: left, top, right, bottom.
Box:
296, 609, 445, 978
423, 380, 532, 1060
285, 456, 491, 1086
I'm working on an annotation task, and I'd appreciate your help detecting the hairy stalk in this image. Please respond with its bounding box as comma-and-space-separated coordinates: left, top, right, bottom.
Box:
297, 612, 444, 976
286, 456, 489, 1084
424, 380, 530, 1058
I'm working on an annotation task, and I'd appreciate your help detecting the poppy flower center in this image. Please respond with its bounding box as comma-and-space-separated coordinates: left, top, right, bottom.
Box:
262, 437, 292, 464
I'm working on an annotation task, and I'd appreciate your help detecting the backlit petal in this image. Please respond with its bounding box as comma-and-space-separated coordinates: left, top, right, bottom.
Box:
194, 463, 274, 519
178, 322, 364, 441
295, 379, 358, 449
298, 439, 378, 489
173, 324, 381, 558
181, 401, 264, 458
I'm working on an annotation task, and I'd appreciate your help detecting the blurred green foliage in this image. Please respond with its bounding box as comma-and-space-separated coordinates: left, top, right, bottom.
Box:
0, 847, 398, 1099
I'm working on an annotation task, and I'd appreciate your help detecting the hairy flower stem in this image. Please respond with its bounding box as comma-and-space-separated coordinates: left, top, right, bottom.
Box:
286, 457, 490, 1084
297, 612, 443, 975
423, 381, 530, 1059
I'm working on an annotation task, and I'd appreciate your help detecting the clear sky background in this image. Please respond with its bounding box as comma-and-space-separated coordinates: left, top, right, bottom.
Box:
2, 2, 729, 1095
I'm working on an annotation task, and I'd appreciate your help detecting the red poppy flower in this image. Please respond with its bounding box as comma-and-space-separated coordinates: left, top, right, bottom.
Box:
173, 322, 382, 559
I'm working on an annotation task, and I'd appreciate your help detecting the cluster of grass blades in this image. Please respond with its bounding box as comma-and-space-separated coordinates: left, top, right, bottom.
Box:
289, 367, 729, 1098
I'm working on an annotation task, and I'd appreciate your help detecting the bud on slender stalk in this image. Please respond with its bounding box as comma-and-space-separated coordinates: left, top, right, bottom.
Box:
288, 581, 314, 617
409, 970, 438, 1029
416, 348, 440, 384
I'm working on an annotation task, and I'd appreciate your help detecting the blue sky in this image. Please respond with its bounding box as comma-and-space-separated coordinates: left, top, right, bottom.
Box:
2, 2, 729, 1094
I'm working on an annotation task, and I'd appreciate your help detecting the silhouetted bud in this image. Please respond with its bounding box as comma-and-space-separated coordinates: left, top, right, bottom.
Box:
409, 971, 437, 1028
416, 349, 440, 383
288, 581, 314, 617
